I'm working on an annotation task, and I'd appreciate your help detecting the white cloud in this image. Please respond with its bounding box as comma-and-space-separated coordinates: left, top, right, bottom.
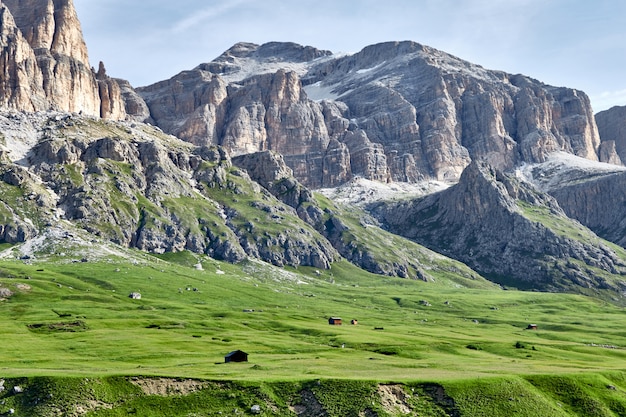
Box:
171, 0, 251, 33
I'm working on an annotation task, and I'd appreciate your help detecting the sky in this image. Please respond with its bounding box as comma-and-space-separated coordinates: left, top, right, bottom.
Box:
73, 0, 626, 112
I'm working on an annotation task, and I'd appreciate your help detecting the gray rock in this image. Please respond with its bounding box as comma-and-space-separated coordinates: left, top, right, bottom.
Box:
1, 0, 127, 120
596, 105, 626, 164
139, 41, 603, 188
371, 160, 626, 293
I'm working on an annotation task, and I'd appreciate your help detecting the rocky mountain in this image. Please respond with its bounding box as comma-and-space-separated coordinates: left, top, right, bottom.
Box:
0, 111, 340, 268
2, 2, 626, 300
0, 0, 129, 119
596, 105, 626, 164
138, 41, 608, 188
370, 160, 626, 295
519, 152, 626, 249
0, 111, 500, 289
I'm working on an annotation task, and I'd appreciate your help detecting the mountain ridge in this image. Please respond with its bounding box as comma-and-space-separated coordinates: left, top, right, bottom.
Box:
137, 40, 608, 189
1, 1, 626, 300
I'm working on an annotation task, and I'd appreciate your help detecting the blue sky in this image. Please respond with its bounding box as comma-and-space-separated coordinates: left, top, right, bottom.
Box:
73, 0, 626, 112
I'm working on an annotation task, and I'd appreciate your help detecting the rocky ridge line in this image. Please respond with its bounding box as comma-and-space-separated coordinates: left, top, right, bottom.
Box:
370, 160, 626, 294
138, 41, 611, 189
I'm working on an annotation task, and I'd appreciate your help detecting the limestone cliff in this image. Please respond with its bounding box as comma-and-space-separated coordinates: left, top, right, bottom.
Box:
596, 105, 626, 164
0, 6, 48, 112
139, 41, 603, 188
370, 160, 626, 293
520, 153, 626, 249
0, 112, 337, 269
0, 0, 131, 119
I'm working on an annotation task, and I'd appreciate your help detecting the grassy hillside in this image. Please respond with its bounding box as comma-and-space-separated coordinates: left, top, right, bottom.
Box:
0, 247, 625, 415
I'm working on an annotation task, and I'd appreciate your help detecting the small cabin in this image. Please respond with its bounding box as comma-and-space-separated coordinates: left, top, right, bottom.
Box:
328, 317, 342, 325
225, 350, 248, 363
527, 324, 538, 330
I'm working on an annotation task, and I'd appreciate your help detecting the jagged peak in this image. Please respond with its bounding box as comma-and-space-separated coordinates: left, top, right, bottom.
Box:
214, 41, 331, 64
193, 41, 333, 83
461, 159, 562, 212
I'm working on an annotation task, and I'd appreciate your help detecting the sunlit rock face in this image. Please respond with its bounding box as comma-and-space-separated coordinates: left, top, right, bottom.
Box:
139, 41, 603, 188
0, 0, 129, 119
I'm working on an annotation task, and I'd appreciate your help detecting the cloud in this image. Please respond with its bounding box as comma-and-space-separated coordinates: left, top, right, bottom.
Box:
171, 0, 251, 33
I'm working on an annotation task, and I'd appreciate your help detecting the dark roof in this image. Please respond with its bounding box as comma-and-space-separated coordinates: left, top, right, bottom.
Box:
225, 350, 247, 357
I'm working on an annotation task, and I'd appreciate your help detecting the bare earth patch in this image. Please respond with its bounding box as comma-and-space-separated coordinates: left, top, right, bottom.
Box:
75, 400, 113, 416
378, 384, 412, 415
290, 389, 327, 416
129, 377, 208, 396
0, 287, 13, 300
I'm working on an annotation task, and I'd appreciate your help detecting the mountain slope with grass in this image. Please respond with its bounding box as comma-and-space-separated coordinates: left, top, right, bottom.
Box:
0, 247, 625, 416
1, 2, 626, 416
370, 160, 626, 299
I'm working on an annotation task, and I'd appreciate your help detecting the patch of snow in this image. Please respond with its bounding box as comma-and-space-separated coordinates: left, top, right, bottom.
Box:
517, 151, 626, 191
302, 81, 341, 102
221, 60, 310, 83
215, 53, 337, 84
356, 61, 386, 74
0, 224, 147, 263
317, 177, 451, 206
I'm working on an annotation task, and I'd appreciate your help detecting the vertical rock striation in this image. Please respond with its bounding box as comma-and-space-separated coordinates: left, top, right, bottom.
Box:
139, 41, 603, 188
0, 0, 133, 119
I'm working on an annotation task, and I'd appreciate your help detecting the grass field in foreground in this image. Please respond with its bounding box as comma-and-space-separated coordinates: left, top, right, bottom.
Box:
0, 252, 624, 382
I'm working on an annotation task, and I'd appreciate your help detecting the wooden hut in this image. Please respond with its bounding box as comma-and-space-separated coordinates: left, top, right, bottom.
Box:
225, 350, 248, 363
328, 317, 342, 325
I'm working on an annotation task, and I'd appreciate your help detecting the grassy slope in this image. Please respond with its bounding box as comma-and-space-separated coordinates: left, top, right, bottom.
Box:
314, 193, 496, 289
0, 252, 625, 415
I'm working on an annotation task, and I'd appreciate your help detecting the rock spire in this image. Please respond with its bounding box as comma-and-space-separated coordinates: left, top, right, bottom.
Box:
0, 0, 128, 119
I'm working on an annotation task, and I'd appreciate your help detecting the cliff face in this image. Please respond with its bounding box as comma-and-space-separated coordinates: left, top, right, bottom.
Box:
0, 112, 338, 269
520, 153, 626, 249
0, 6, 48, 112
139, 41, 603, 188
596, 105, 626, 164
370, 160, 626, 293
0, 0, 133, 119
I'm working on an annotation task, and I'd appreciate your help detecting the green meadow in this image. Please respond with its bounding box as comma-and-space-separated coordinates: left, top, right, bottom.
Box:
0, 252, 625, 416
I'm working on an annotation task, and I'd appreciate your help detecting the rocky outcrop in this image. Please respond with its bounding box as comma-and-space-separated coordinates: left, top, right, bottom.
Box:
549, 171, 626, 248
139, 41, 603, 188
596, 105, 626, 164
231, 150, 487, 283
0, 0, 130, 119
0, 112, 337, 269
95, 62, 126, 120
115, 78, 151, 122
0, 6, 48, 112
371, 160, 626, 292
521, 153, 626, 249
